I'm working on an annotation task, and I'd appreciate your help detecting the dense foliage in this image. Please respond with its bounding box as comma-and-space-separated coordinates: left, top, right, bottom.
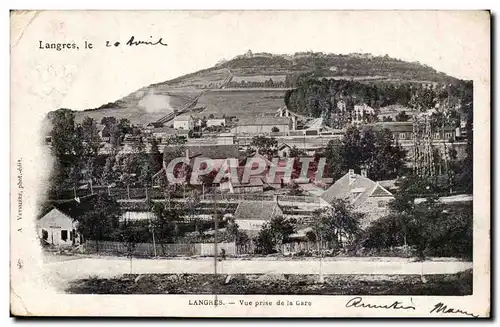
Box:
358, 177, 473, 259
284, 78, 473, 129
255, 216, 297, 254
322, 126, 407, 181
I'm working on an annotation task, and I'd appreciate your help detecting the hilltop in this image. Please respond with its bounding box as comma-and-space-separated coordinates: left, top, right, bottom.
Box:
67, 51, 459, 125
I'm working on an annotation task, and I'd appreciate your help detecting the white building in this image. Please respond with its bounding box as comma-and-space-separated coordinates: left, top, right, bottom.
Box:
36, 208, 81, 246
173, 114, 194, 130
206, 117, 226, 128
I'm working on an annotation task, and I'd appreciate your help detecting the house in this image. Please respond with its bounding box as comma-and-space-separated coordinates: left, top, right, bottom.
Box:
162, 144, 241, 184
206, 117, 226, 128
320, 169, 394, 228
231, 117, 292, 135
151, 127, 189, 142
369, 121, 457, 142
278, 143, 292, 158
36, 208, 81, 247
173, 114, 195, 130
233, 200, 283, 235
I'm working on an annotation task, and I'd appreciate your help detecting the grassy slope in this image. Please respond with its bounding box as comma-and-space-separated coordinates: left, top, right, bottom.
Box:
67, 53, 457, 125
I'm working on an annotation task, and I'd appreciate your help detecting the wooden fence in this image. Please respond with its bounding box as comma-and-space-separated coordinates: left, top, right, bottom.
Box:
84, 240, 236, 257
51, 186, 321, 204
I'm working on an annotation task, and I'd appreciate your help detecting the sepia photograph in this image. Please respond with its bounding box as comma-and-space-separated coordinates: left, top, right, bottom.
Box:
10, 10, 490, 317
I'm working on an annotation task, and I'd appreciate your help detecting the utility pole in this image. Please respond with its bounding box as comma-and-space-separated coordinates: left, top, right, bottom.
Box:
213, 194, 219, 306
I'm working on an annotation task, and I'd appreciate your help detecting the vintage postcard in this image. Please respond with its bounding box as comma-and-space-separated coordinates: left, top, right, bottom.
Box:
10, 10, 490, 317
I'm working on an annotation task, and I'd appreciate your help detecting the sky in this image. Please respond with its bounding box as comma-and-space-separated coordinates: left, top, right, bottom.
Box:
12, 10, 490, 111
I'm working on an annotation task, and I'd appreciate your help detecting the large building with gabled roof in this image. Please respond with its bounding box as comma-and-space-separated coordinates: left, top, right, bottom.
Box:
320, 169, 394, 228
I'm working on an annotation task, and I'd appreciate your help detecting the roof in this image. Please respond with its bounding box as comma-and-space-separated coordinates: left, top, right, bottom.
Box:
187, 144, 240, 160
40, 194, 98, 220
369, 122, 414, 133
233, 200, 283, 221
278, 143, 291, 150
39, 207, 73, 221
321, 172, 394, 205
163, 144, 240, 161
236, 117, 291, 126
232, 176, 264, 187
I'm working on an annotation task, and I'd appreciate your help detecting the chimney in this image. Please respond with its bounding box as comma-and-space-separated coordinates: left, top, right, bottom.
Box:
361, 169, 367, 178
348, 169, 355, 185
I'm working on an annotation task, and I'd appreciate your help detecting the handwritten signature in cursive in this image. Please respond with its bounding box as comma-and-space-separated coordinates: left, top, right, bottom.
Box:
430, 302, 478, 318
126, 36, 168, 47
345, 297, 416, 310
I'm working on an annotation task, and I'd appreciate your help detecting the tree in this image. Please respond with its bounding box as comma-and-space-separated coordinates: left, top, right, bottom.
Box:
48, 109, 88, 197
150, 201, 182, 244
184, 190, 201, 232
101, 155, 118, 186
322, 140, 344, 180
367, 128, 407, 180
312, 199, 362, 249
226, 218, 250, 246
368, 177, 474, 259
323, 127, 406, 181
80, 117, 101, 184
395, 111, 410, 122
250, 136, 278, 158
119, 222, 141, 273
255, 216, 296, 254
76, 194, 120, 252
289, 146, 306, 158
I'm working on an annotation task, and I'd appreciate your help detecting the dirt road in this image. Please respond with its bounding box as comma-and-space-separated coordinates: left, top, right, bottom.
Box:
44, 256, 472, 286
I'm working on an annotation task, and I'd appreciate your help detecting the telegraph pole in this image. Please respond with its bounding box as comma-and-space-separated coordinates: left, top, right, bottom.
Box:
213, 194, 219, 306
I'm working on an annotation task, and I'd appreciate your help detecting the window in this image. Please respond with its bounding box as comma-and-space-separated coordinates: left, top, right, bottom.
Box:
399, 133, 406, 139
445, 132, 452, 139
69, 231, 73, 241
434, 132, 440, 139
377, 200, 386, 208
41, 229, 48, 240
61, 230, 68, 241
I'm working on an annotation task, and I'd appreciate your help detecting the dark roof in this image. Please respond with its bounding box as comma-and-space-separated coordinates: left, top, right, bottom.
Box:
187, 144, 240, 160
233, 201, 283, 221
369, 122, 414, 133
40, 194, 98, 220
163, 144, 240, 162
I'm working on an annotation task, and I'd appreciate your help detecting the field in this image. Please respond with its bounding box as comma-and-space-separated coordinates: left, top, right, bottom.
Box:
231, 75, 287, 83
67, 270, 472, 295
163, 68, 232, 89
196, 89, 286, 118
